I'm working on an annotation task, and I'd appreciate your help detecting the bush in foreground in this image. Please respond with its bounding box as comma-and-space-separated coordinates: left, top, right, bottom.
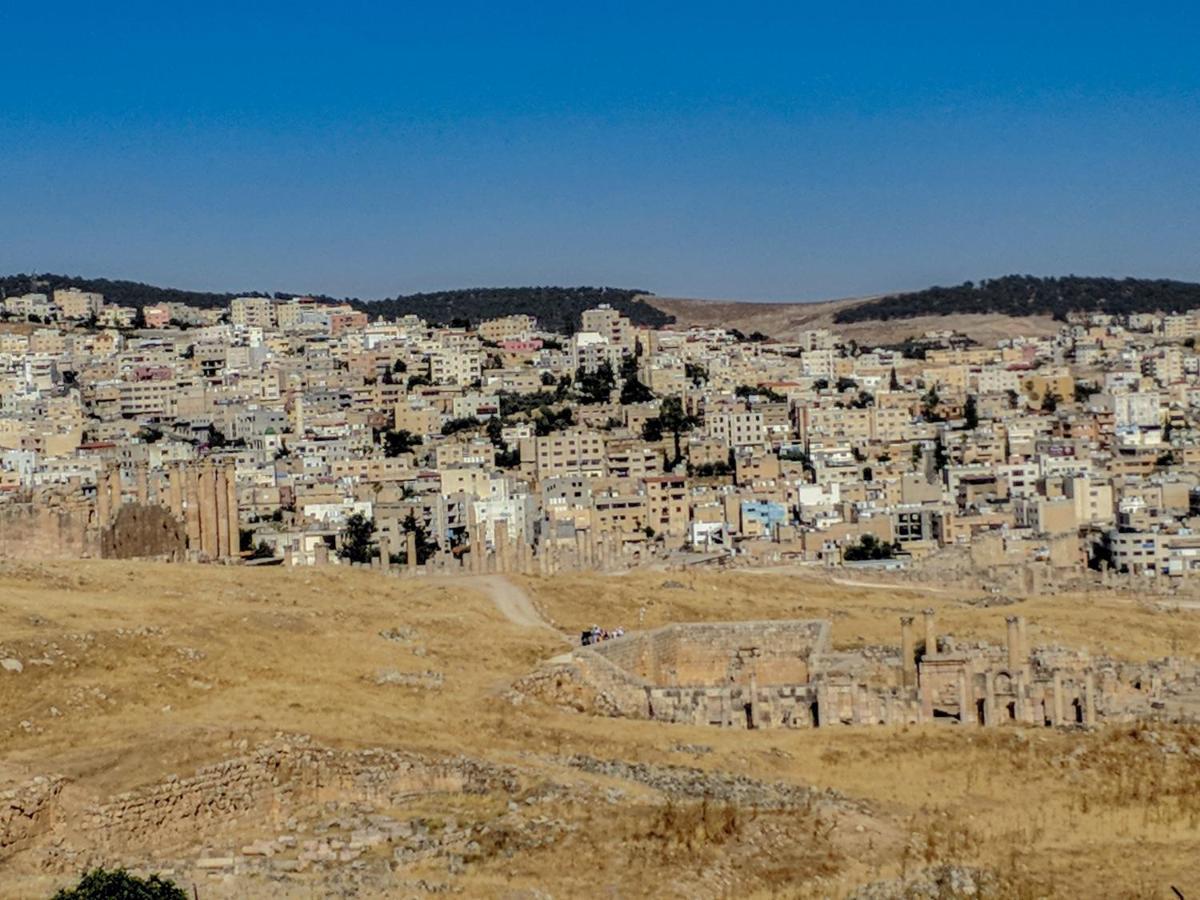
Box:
53, 867, 187, 900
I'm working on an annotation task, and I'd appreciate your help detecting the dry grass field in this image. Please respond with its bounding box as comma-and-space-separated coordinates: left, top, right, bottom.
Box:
2, 560, 1199, 898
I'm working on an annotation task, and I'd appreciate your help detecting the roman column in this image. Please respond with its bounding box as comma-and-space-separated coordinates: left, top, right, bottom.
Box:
900, 615, 916, 689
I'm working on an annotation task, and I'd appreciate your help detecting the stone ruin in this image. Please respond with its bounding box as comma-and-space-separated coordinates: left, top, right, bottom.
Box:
1, 734, 522, 895
517, 612, 1200, 729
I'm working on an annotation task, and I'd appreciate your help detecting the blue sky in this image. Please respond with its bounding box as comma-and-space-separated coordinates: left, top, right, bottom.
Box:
2, 2, 1198, 301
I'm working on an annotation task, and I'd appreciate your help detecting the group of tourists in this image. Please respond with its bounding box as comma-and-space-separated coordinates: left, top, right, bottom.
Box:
580, 624, 625, 646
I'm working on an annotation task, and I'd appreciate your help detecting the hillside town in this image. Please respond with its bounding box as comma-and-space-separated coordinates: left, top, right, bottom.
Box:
1, 285, 1198, 584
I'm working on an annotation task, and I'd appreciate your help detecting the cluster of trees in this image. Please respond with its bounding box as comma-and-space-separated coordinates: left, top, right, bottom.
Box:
642, 397, 699, 469
378, 428, 423, 457
843, 534, 900, 561
441, 416, 482, 436
734, 384, 786, 403
339, 511, 439, 566
0, 273, 253, 311
369, 286, 673, 333
834, 275, 1200, 324
575, 362, 616, 404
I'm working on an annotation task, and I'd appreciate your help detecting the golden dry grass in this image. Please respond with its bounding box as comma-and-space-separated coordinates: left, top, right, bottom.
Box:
1, 560, 1198, 898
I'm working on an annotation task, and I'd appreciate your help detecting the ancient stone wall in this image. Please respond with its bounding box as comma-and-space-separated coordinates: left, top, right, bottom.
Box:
100, 503, 187, 560
0, 775, 65, 860
72, 740, 509, 853
591, 621, 829, 688
0, 505, 96, 560
523, 615, 1200, 732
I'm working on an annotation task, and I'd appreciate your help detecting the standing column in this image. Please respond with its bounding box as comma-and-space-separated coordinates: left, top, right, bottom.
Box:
495, 520, 510, 573
923, 608, 937, 658
900, 615, 916, 688
225, 465, 239, 559
747, 674, 758, 729
1052, 670, 1066, 726
109, 469, 123, 516
983, 670, 996, 726
1006, 616, 1022, 673
378, 532, 391, 570
96, 467, 111, 527
405, 531, 417, 572
958, 669, 975, 724
574, 529, 587, 570
184, 466, 202, 552
1017, 615, 1031, 680
214, 467, 230, 559
470, 533, 483, 574
1084, 670, 1096, 726
198, 466, 218, 559
168, 467, 183, 520
135, 464, 148, 505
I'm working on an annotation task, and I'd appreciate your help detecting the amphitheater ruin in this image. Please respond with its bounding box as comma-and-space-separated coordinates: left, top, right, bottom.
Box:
520, 611, 1200, 729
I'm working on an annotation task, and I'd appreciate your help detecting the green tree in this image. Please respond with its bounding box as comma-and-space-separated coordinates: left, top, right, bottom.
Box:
485, 416, 504, 446
397, 511, 439, 564
575, 362, 615, 404
843, 534, 898, 561
53, 868, 187, 900
620, 374, 655, 404
888, 367, 901, 390
963, 394, 979, 430
656, 396, 699, 468
921, 386, 942, 421
441, 416, 481, 436
933, 434, 949, 473
1040, 390, 1060, 413
381, 428, 422, 457
338, 513, 376, 564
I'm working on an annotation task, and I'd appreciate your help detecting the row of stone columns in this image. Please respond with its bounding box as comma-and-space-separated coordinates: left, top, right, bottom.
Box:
94, 461, 239, 561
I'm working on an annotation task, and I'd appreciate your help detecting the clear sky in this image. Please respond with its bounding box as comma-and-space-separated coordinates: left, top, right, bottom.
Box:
2, 2, 1198, 301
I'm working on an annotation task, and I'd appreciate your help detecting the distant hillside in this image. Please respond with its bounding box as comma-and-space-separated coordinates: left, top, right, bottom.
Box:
833, 275, 1200, 324
368, 287, 671, 333
0, 274, 672, 332
0, 273, 256, 311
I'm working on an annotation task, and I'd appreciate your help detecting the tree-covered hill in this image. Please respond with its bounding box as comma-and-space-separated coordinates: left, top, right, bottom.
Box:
833, 275, 1200, 323
0, 273, 258, 310
368, 286, 669, 332
0, 274, 672, 331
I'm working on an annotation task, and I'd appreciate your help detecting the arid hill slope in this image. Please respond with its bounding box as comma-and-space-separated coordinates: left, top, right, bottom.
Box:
646, 294, 1060, 344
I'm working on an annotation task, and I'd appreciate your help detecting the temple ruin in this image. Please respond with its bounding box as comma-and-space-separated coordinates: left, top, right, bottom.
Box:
519, 612, 1200, 729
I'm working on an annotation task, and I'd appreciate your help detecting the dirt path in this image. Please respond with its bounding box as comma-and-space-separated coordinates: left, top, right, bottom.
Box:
463, 575, 571, 643
829, 577, 950, 594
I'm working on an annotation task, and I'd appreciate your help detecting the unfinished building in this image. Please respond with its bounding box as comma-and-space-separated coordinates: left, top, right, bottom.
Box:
518, 612, 1200, 729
